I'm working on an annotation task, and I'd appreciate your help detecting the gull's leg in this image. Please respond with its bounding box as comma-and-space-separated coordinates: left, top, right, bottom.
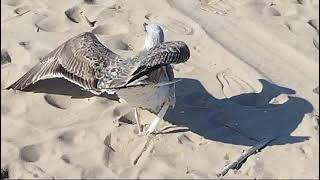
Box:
145, 103, 169, 135
134, 108, 143, 135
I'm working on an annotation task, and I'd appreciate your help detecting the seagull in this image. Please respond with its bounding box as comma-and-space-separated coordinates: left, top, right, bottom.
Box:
6, 23, 190, 135
123, 23, 176, 135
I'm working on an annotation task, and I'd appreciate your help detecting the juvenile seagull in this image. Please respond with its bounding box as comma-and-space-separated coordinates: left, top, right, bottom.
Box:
127, 23, 175, 135
6, 24, 190, 135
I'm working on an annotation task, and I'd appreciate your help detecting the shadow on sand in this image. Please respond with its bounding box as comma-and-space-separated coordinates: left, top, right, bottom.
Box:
23, 78, 119, 101
19, 78, 313, 146
165, 78, 313, 146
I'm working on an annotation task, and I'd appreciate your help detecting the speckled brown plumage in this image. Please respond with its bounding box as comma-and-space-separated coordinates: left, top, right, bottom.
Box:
6, 32, 190, 98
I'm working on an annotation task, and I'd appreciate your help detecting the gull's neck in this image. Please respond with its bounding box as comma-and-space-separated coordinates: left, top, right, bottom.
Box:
143, 33, 164, 50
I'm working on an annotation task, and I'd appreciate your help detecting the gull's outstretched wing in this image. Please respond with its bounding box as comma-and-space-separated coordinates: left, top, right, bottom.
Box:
6, 32, 120, 94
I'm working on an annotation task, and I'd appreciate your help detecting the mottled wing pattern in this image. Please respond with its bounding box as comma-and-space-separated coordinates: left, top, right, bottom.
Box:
138, 41, 190, 67
57, 32, 121, 92
7, 33, 190, 97
6, 32, 121, 94
6, 44, 65, 90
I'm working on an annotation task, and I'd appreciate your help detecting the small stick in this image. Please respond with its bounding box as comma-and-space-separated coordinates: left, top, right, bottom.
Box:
217, 135, 277, 177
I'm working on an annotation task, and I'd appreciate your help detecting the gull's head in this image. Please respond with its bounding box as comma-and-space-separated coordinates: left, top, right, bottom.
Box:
143, 23, 164, 50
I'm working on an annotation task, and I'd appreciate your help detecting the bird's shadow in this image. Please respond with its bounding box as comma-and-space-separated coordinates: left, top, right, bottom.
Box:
23, 78, 119, 101
165, 78, 313, 146
21, 78, 313, 146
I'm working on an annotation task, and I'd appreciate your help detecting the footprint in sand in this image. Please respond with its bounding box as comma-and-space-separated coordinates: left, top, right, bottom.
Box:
216, 69, 275, 107
313, 86, 319, 95
110, 39, 132, 51
65, 6, 82, 24
262, 6, 281, 16
65, 4, 103, 27
84, 0, 95, 4
58, 129, 86, 145
110, 104, 132, 121
14, 5, 31, 16
2, 0, 23, 7
255, 1, 301, 17
286, 20, 317, 36
73, 3, 120, 27
146, 13, 193, 35
262, 1, 301, 17
35, 15, 72, 33
102, 35, 133, 51
81, 166, 105, 179
308, 19, 319, 49
84, 0, 117, 7
307, 112, 319, 130
95, 5, 126, 24
308, 19, 319, 32
313, 37, 319, 49
298, 144, 313, 158
43, 94, 70, 110
285, 19, 318, 48
216, 69, 258, 98
8, 162, 53, 179
103, 133, 116, 166
67, 0, 119, 26
177, 133, 196, 150
92, 23, 129, 36
20, 144, 42, 162
296, 0, 315, 6
251, 160, 274, 179
1, 105, 10, 115
60, 154, 72, 164
314, 114, 319, 129
18, 41, 32, 50
198, 0, 238, 15
1, 49, 11, 66
217, 70, 293, 107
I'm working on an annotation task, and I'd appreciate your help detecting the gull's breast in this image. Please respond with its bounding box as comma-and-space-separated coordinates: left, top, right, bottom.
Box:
116, 66, 175, 114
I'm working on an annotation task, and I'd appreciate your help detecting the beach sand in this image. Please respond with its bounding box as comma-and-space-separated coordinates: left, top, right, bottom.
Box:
1, 0, 319, 178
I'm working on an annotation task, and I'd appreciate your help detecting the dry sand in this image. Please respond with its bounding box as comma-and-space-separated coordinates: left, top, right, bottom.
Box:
1, 0, 319, 179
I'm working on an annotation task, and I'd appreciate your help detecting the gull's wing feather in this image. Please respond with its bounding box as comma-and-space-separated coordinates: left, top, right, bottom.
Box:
99, 41, 190, 89
139, 41, 190, 67
6, 44, 64, 90
124, 41, 189, 86
6, 32, 119, 94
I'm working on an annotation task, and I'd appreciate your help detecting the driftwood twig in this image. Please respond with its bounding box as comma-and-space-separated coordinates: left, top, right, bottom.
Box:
217, 135, 277, 177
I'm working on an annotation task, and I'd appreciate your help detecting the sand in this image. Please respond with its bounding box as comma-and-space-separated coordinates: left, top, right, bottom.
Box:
1, 0, 319, 179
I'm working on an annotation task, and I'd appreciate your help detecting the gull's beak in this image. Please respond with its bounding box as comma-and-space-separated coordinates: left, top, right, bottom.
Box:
143, 22, 148, 32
